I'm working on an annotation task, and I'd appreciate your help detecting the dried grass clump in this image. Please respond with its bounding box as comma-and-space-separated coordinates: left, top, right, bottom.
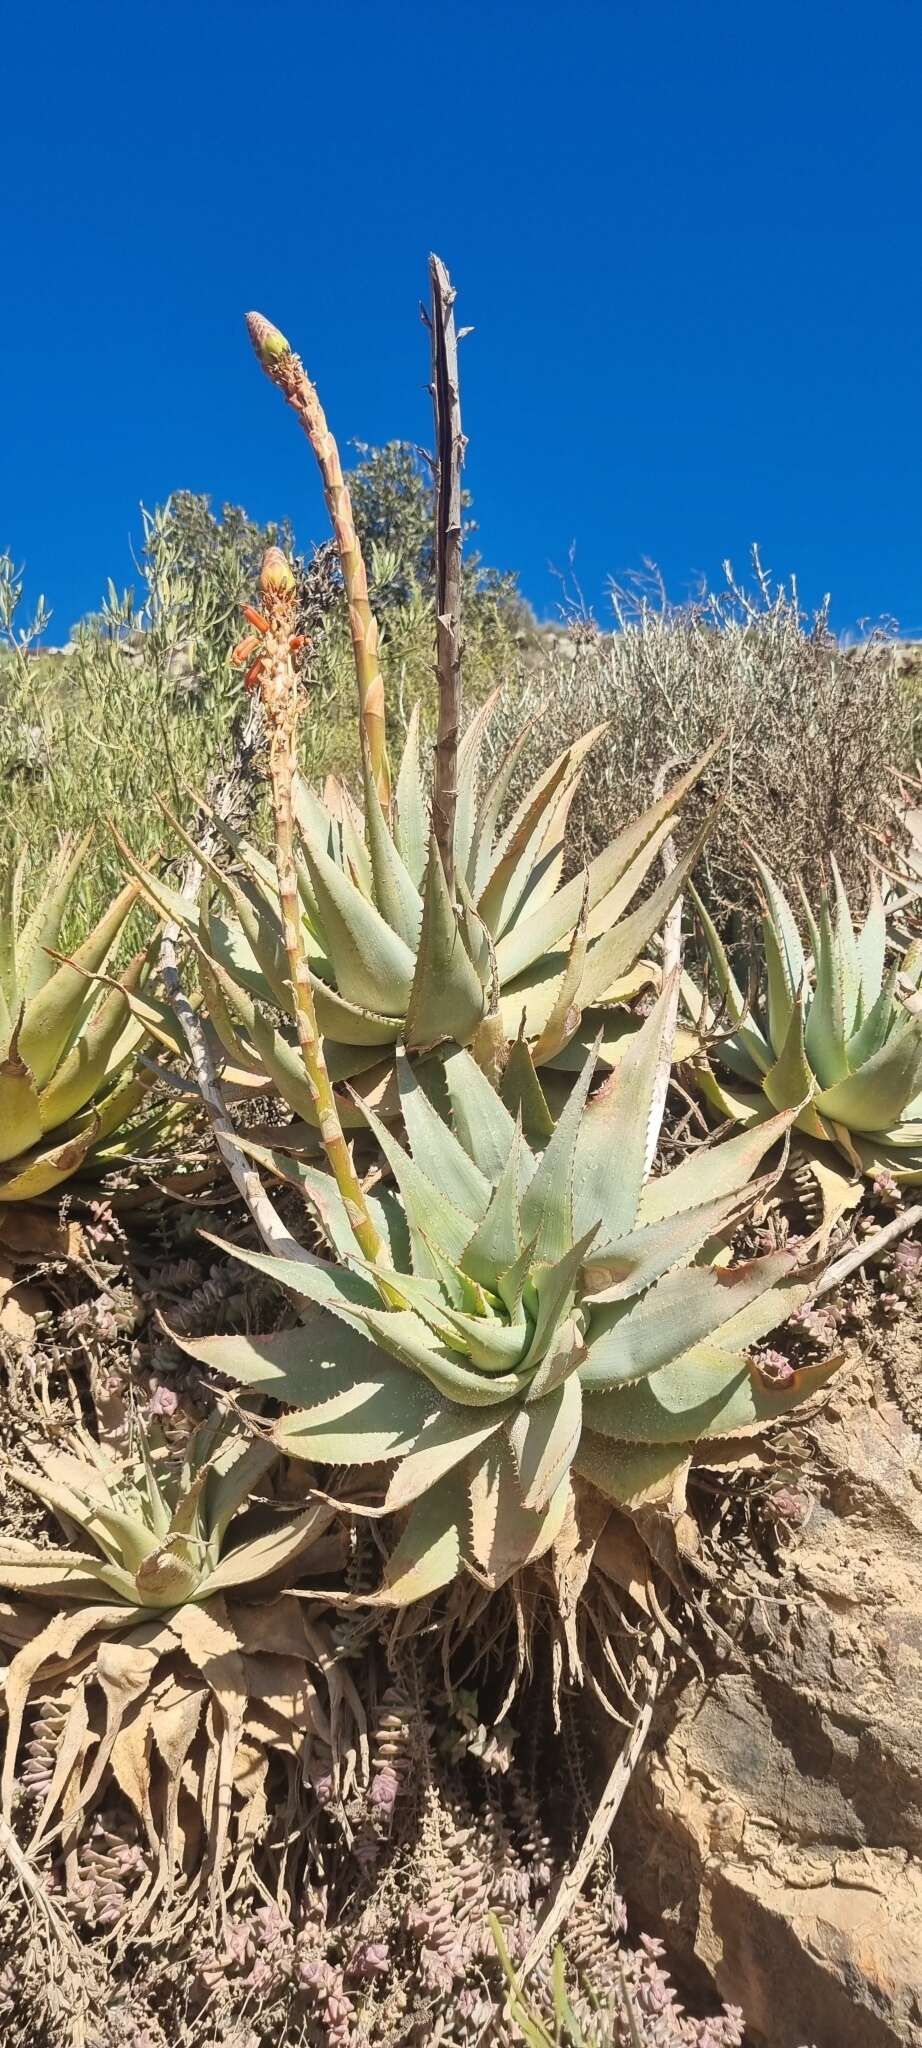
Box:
490, 552, 913, 935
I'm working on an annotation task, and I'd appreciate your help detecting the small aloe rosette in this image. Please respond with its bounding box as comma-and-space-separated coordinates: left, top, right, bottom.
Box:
688, 853, 922, 1182
183, 983, 836, 1605
0, 1415, 345, 1920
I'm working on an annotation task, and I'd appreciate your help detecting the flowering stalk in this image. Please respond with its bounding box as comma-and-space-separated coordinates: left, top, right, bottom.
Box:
246, 313, 391, 807
233, 549, 386, 1267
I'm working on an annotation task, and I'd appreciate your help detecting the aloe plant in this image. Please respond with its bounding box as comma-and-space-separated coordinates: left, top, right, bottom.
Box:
183, 984, 835, 1605
0, 1414, 343, 1916
0, 835, 156, 1202
688, 853, 922, 1181
0, 1411, 327, 1613
122, 695, 716, 1128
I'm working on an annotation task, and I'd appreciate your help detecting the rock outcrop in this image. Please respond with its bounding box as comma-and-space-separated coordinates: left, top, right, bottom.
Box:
617, 1348, 922, 2048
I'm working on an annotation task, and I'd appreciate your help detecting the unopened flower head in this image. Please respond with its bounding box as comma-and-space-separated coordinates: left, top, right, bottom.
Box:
260, 546, 296, 598
246, 311, 291, 368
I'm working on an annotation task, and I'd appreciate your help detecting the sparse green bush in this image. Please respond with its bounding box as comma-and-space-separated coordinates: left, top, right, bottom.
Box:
0, 453, 526, 931
1, 508, 291, 933
487, 552, 913, 935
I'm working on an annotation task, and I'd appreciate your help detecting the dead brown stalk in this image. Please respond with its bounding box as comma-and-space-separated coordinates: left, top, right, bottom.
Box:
427, 253, 466, 878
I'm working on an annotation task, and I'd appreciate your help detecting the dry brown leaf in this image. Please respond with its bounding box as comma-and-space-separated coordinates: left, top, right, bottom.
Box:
592, 1513, 656, 1616
550, 1481, 615, 1677
552, 1481, 614, 1617
1, 1604, 130, 1818
0, 1593, 52, 1650
108, 1697, 157, 1843
74, 1638, 162, 1819
0, 1265, 44, 1345
0, 1208, 84, 1264
239, 1653, 315, 1717
205, 1500, 336, 1593
28, 1681, 92, 1850
152, 1682, 206, 1776
154, 1684, 206, 1886
229, 1593, 311, 1660
167, 1599, 247, 1732
229, 1740, 270, 1859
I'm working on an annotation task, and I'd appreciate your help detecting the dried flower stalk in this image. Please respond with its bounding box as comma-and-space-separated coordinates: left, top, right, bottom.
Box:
428, 253, 465, 879
246, 312, 390, 806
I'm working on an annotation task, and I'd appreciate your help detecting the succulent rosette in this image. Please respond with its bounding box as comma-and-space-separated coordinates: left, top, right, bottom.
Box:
184, 985, 835, 1603
688, 853, 922, 1182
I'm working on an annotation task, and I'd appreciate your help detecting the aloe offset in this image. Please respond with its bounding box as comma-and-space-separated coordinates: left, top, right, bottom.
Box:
688, 853, 922, 1181
0, 837, 153, 1202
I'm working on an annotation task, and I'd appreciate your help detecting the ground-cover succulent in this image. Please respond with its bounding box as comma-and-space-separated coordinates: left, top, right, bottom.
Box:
0, 1414, 352, 1926
490, 1912, 747, 2048
0, 834, 156, 1202
183, 986, 837, 1606
687, 853, 922, 1181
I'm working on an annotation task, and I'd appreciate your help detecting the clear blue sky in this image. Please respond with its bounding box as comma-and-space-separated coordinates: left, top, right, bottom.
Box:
3, 0, 921, 640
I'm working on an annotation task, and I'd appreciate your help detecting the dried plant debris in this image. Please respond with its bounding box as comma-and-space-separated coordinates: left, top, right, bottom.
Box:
0, 1638, 758, 2047
0, 1414, 357, 1939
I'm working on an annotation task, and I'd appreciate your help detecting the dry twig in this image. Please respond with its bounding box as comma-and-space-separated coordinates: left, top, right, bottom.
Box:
519, 1628, 665, 1980
816, 1201, 922, 1299
427, 253, 466, 877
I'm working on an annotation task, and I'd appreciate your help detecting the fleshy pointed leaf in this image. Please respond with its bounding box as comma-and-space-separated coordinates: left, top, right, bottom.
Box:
466, 1440, 571, 1583
18, 879, 141, 1088
508, 1376, 582, 1510
0, 1044, 43, 1164
358, 1091, 475, 1266
361, 739, 424, 949
688, 883, 771, 1079
499, 1033, 555, 1141
396, 1051, 491, 1221
574, 976, 678, 1244
392, 703, 429, 889
583, 1348, 840, 1444
15, 831, 96, 1003
384, 1406, 509, 1513
378, 1469, 466, 1603
404, 837, 487, 1051
477, 743, 582, 939
763, 994, 822, 1124
495, 739, 721, 984
750, 853, 805, 997
804, 892, 848, 1086
585, 1177, 775, 1304
638, 1104, 797, 1223
817, 1021, 922, 1132
453, 689, 501, 885
441, 1042, 524, 1184
520, 1042, 597, 1262
578, 812, 715, 1006
856, 872, 886, 1010
302, 835, 416, 1015
461, 1120, 526, 1286
580, 1250, 797, 1390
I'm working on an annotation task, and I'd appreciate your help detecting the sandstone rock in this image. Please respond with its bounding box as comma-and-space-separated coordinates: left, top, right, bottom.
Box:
617, 1349, 922, 2048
